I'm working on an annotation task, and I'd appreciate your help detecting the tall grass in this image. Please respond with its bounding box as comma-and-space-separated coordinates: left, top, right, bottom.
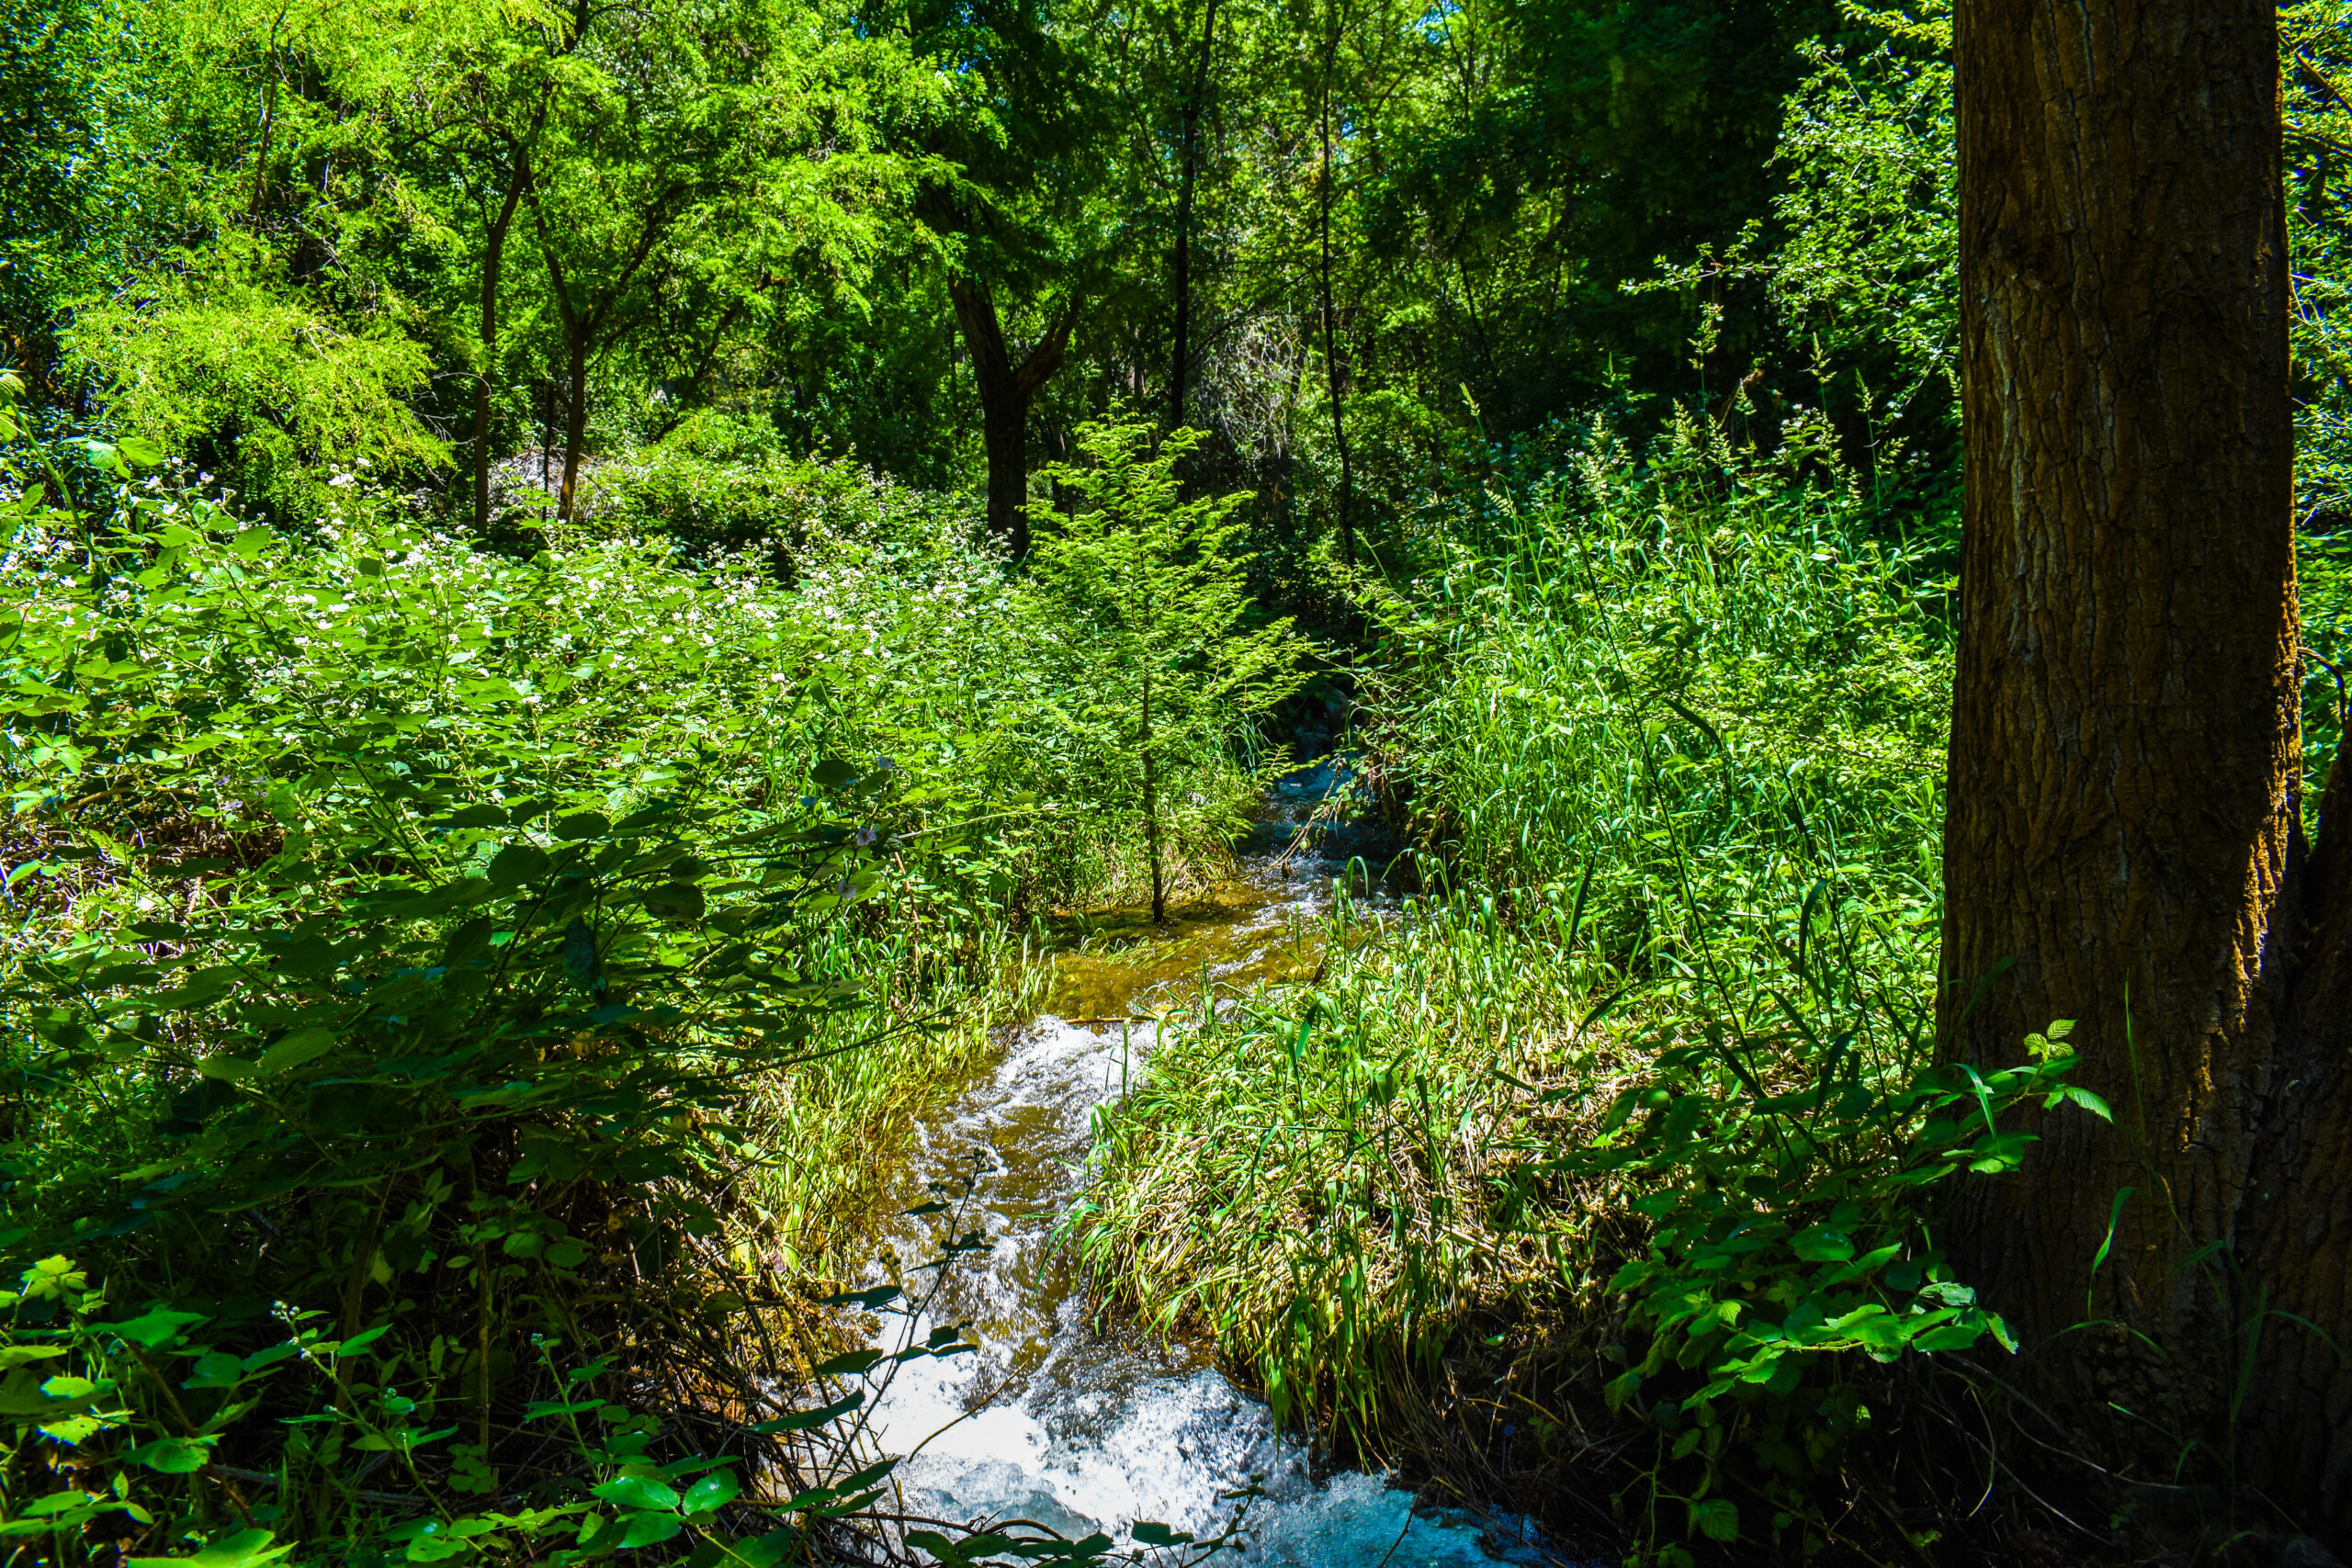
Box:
1073, 423, 1993, 1558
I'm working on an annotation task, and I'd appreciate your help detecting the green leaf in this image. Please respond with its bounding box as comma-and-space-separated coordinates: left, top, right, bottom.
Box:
682, 1471, 740, 1514
643, 883, 706, 921
524, 1398, 603, 1421
616, 1514, 684, 1549
127, 1436, 216, 1473
748, 1392, 864, 1433
488, 844, 550, 887
1910, 1323, 1984, 1353
2060, 1084, 2113, 1122
1790, 1226, 1855, 1263
100, 1310, 209, 1348
128, 1529, 297, 1568
1689, 1497, 1739, 1543
808, 1349, 885, 1378
256, 1028, 336, 1076
817, 1286, 902, 1309
592, 1476, 680, 1512
553, 812, 610, 841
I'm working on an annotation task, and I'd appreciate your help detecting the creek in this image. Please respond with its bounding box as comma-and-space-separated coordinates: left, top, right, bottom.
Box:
848, 761, 1560, 1566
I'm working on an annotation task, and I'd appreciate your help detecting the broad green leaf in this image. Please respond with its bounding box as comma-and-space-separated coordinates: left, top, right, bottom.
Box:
256, 1029, 336, 1075
99, 1310, 209, 1348
682, 1471, 740, 1514
128, 1527, 296, 1568
127, 1437, 215, 1473
592, 1476, 679, 1512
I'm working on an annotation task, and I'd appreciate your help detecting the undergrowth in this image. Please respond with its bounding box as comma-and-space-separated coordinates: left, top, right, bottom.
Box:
0, 410, 1275, 1563
1072, 422, 2108, 1563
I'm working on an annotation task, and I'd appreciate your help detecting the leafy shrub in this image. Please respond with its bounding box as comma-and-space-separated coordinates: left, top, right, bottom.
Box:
0, 378, 1305, 1562
0, 428, 995, 1557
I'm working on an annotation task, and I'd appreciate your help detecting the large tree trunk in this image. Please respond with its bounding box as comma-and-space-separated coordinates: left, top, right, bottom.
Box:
947, 274, 1077, 557
1941, 0, 2351, 1540
1168, 0, 1220, 434
2244, 756, 2352, 1536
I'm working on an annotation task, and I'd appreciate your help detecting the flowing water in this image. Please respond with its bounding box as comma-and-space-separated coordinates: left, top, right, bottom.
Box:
846, 761, 1561, 1566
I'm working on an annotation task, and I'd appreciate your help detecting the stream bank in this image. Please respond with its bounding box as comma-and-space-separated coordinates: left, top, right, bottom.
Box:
846, 761, 1568, 1565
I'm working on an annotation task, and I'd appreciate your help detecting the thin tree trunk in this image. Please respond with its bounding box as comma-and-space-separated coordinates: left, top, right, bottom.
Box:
558, 324, 589, 523
249, 10, 285, 221
1142, 665, 1164, 924
531, 186, 679, 525
1169, 0, 1221, 434
473, 147, 532, 532
1939, 0, 2350, 1535
946, 273, 1078, 557
1317, 18, 1355, 568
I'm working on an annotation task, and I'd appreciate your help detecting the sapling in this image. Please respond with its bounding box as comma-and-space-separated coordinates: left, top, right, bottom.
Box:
1027, 417, 1309, 922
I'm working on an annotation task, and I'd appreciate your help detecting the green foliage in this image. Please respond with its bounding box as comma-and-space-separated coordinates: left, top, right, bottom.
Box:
0, 366, 1306, 1561
1366, 413, 1949, 954
571, 419, 961, 565
1073, 427, 2108, 1559
0, 1269, 887, 1567
64, 234, 449, 509
1562, 1010, 2102, 1558
0, 426, 933, 1560
1636, 0, 1958, 488
1028, 418, 1311, 920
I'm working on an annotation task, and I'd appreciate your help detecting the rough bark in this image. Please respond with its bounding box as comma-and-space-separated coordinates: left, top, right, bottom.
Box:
1942, 0, 2350, 1540
2241, 750, 2352, 1529
946, 274, 1077, 557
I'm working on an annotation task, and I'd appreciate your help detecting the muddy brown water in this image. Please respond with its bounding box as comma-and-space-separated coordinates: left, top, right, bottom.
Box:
841, 761, 1561, 1565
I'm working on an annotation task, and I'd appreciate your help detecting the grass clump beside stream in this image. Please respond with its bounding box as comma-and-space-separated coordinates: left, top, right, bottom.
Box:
1069, 424, 2054, 1561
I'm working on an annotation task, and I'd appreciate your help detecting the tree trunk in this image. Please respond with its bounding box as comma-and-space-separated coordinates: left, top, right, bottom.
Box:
558, 323, 588, 524
473, 152, 530, 533
1941, 0, 2351, 1540
1169, 0, 1220, 434
1317, 19, 1355, 569
2242, 752, 2352, 1534
1142, 665, 1165, 924
946, 273, 1078, 557
531, 187, 678, 526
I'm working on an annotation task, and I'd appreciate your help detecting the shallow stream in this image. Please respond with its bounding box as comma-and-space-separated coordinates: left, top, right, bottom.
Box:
850, 762, 1558, 1566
